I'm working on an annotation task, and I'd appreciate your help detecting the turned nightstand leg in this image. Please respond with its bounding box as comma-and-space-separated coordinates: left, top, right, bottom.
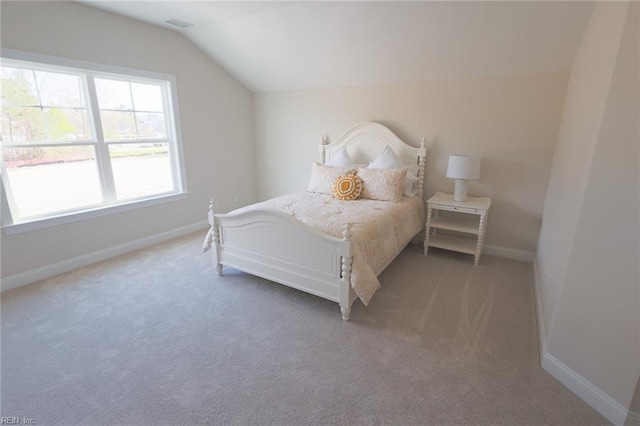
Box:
475, 212, 488, 266
424, 206, 432, 256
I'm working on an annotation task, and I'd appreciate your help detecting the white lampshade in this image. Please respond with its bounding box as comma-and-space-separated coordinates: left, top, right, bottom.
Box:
446, 155, 481, 180
446, 155, 481, 202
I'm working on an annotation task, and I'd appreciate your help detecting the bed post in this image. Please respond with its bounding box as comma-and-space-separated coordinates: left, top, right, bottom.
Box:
417, 138, 427, 200
340, 223, 353, 321
319, 135, 329, 164
208, 199, 223, 276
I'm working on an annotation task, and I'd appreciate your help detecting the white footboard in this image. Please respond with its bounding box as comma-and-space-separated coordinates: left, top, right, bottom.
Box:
204, 201, 357, 320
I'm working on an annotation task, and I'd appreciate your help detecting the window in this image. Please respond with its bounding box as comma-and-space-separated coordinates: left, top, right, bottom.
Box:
0, 51, 186, 232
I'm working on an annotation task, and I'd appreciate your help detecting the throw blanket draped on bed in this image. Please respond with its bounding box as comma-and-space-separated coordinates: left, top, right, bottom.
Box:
229, 192, 424, 305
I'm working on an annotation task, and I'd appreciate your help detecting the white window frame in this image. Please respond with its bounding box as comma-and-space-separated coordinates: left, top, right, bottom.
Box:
0, 49, 188, 235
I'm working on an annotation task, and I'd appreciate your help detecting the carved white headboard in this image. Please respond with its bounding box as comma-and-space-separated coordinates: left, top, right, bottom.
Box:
319, 122, 427, 199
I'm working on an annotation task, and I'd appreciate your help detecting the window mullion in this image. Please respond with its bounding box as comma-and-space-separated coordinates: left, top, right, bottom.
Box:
129, 82, 139, 139
85, 75, 116, 203
31, 70, 50, 141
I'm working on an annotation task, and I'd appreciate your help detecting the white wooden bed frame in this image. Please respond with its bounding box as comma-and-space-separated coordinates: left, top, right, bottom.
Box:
205, 122, 427, 321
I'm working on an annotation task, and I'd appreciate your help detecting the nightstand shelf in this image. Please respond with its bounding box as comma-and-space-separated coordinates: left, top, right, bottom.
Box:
428, 233, 477, 255
429, 215, 481, 235
424, 192, 492, 265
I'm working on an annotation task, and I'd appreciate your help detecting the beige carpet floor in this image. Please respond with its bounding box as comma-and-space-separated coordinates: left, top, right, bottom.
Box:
2, 232, 607, 425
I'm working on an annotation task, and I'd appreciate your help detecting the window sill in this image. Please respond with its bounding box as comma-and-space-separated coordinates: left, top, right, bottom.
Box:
2, 192, 188, 236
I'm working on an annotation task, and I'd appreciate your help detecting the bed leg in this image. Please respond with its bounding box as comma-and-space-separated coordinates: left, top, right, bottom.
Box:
209, 199, 223, 277
341, 305, 351, 322
340, 223, 353, 322
213, 223, 222, 276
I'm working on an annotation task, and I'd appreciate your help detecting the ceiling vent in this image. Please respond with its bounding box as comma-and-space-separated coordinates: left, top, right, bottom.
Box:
165, 18, 193, 29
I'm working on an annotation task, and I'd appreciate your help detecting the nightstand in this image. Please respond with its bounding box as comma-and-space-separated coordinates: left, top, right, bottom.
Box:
424, 192, 492, 266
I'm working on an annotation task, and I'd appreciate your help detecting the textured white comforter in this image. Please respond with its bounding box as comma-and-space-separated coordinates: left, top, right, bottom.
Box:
231, 192, 425, 305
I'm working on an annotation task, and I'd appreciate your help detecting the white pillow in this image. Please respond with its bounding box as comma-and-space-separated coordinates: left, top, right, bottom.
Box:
368, 147, 420, 196
307, 162, 354, 195
403, 165, 418, 197
325, 147, 369, 168
325, 147, 352, 167
368, 146, 404, 169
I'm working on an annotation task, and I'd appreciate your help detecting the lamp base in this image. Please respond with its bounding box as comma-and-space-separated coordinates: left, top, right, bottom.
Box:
453, 179, 469, 202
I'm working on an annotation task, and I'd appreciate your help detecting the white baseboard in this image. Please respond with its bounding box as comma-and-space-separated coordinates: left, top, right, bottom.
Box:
532, 255, 547, 358
484, 244, 534, 262
532, 257, 631, 425
627, 410, 640, 426
542, 352, 630, 425
1, 220, 209, 292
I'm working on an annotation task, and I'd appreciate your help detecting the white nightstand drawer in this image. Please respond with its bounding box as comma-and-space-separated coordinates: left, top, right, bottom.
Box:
431, 204, 479, 214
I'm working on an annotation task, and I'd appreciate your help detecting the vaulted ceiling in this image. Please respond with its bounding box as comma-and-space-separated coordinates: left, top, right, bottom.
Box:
79, 1, 595, 93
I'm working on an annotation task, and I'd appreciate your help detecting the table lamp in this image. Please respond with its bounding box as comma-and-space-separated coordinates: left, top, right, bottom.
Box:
446, 155, 481, 202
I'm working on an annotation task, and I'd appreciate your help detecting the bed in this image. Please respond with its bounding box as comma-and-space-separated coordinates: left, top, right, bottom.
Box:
203, 122, 427, 321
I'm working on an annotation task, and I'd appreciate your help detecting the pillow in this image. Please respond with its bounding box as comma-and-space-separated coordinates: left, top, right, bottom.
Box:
325, 147, 352, 167
332, 173, 363, 201
307, 162, 354, 195
403, 165, 420, 196
368, 146, 404, 169
357, 167, 407, 203
404, 170, 419, 196
325, 147, 368, 168
368, 147, 420, 196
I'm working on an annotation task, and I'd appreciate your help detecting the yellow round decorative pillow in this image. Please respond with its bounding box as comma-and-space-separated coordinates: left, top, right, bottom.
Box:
333, 173, 363, 201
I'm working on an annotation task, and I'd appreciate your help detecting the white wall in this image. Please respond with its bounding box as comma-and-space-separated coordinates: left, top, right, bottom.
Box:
254, 72, 568, 252
537, 2, 639, 423
0, 2, 256, 280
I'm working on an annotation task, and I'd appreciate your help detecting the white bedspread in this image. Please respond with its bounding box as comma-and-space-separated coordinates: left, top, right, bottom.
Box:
231, 192, 424, 305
